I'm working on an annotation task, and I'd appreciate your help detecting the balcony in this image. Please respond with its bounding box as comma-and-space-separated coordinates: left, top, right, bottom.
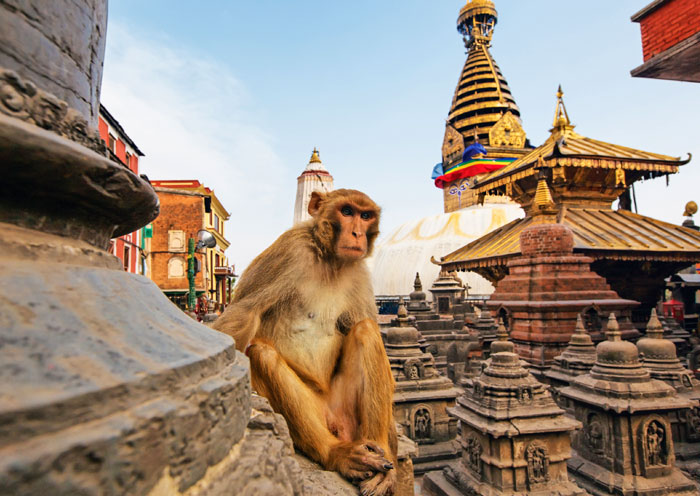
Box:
214, 265, 235, 277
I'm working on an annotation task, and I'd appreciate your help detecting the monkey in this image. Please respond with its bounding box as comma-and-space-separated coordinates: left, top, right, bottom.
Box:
213, 189, 397, 496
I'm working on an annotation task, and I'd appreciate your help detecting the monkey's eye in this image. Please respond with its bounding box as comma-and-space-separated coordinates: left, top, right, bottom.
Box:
341, 205, 353, 216
361, 211, 372, 220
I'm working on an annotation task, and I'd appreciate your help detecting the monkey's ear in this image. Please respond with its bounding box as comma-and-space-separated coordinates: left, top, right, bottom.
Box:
308, 191, 325, 216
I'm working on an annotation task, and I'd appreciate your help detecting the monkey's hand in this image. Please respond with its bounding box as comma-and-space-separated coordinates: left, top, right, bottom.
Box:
360, 468, 396, 496
327, 440, 394, 484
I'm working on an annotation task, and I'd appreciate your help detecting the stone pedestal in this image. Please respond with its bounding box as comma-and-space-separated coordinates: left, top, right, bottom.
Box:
560, 314, 697, 496
0, 3, 339, 494
545, 314, 597, 412
488, 222, 639, 378
423, 331, 584, 496
386, 306, 459, 474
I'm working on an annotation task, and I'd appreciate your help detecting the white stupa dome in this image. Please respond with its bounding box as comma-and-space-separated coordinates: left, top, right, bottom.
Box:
368, 203, 523, 299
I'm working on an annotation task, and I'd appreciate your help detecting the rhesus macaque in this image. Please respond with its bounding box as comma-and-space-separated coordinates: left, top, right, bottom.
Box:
214, 189, 397, 496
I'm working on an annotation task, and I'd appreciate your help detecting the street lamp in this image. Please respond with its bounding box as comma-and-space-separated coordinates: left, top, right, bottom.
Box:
188, 230, 217, 311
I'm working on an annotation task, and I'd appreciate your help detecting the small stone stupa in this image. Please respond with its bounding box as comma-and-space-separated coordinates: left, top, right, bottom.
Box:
407, 272, 433, 317
561, 314, 697, 496
545, 314, 597, 412
638, 309, 700, 474
423, 318, 584, 495
385, 303, 459, 474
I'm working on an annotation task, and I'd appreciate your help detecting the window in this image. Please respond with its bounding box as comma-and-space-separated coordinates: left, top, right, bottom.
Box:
213, 214, 219, 232
168, 256, 186, 278
125, 152, 131, 168
168, 230, 186, 252
108, 133, 116, 153
123, 245, 130, 271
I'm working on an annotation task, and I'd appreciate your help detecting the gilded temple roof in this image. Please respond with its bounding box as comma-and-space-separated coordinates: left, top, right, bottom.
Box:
473, 88, 689, 195
439, 208, 700, 271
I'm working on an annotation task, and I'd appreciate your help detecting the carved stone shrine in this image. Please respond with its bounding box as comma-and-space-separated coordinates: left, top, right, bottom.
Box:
423, 321, 585, 495
561, 314, 697, 495
638, 309, 700, 478
385, 304, 459, 474
430, 270, 466, 315
545, 314, 597, 413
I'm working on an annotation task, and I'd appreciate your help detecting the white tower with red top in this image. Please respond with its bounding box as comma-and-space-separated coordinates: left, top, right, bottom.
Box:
293, 148, 334, 224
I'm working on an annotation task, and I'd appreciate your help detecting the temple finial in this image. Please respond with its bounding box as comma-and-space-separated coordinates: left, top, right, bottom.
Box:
551, 85, 574, 133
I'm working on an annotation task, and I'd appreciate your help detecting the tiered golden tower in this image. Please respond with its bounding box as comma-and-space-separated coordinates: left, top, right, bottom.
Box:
440, 0, 530, 212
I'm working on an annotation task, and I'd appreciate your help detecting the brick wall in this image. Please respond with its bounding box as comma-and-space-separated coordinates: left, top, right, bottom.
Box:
638, 0, 700, 61
151, 191, 205, 291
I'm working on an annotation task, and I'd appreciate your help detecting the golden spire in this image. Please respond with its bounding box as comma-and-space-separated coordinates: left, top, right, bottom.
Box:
309, 147, 321, 164
550, 85, 575, 134
443, 0, 525, 152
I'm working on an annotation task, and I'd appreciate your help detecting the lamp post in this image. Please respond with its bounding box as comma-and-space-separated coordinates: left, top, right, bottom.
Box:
187, 230, 217, 311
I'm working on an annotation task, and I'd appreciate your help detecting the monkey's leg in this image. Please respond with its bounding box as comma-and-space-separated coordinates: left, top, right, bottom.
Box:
330, 319, 398, 496
247, 339, 392, 482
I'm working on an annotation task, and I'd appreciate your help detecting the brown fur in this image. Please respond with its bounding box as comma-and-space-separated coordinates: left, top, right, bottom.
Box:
213, 189, 397, 495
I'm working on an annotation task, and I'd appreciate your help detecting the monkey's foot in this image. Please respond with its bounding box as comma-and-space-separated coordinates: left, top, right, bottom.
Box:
328, 441, 393, 482
360, 468, 396, 496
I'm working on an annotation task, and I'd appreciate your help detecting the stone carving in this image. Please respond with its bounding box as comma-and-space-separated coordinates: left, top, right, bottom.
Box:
526, 442, 550, 486
404, 359, 424, 380
686, 407, 700, 442
464, 435, 482, 476
586, 413, 606, 455
414, 408, 432, 440
489, 111, 526, 148
0, 68, 105, 154
644, 420, 668, 467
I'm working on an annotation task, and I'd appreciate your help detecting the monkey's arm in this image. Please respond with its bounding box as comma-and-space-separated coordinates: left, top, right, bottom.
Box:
211, 303, 261, 352
247, 339, 394, 482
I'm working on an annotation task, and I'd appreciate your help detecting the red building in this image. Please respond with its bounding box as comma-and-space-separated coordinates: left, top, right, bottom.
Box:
631, 0, 700, 82
98, 105, 147, 274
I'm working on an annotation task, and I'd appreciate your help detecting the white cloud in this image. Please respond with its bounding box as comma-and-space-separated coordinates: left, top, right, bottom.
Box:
101, 23, 290, 271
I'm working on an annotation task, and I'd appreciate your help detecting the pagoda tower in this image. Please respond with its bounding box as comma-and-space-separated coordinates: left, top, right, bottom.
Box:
292, 148, 333, 224
438, 0, 530, 212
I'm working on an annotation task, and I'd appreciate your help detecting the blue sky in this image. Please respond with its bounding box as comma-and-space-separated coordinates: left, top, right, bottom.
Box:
102, 1, 700, 270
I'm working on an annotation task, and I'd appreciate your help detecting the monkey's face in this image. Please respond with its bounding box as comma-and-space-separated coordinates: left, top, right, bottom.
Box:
334, 203, 376, 261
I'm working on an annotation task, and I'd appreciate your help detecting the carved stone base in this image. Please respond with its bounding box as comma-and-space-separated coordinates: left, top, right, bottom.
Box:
568, 452, 698, 496
423, 465, 588, 496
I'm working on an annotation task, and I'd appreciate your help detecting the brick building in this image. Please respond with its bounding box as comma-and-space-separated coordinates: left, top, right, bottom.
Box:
150, 181, 235, 311
631, 0, 700, 82
98, 104, 147, 274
